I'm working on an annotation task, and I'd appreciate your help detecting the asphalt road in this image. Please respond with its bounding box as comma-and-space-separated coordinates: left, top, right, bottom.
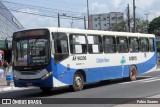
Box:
1, 70, 160, 107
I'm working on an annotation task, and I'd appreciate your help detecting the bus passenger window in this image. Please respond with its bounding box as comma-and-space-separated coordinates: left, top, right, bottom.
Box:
52, 33, 69, 63
149, 38, 154, 52
117, 37, 128, 53
139, 38, 149, 52
88, 35, 102, 53
129, 37, 139, 52
70, 34, 87, 54
103, 36, 116, 53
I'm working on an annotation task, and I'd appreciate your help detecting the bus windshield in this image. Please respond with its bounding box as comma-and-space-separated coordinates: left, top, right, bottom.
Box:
14, 38, 49, 67
13, 29, 50, 70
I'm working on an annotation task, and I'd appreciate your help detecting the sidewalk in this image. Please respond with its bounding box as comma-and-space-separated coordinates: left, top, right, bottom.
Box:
0, 76, 13, 88
0, 66, 14, 88
0, 75, 15, 92
0, 66, 28, 92
0, 76, 30, 92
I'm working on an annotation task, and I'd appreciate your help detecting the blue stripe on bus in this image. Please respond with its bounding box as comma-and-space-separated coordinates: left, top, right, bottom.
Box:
50, 53, 156, 85
14, 53, 156, 87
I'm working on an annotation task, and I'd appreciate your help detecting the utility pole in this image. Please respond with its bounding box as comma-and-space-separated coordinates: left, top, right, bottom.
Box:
70, 17, 74, 28
145, 12, 149, 33
133, 0, 136, 32
127, 4, 131, 32
116, 12, 118, 31
84, 16, 86, 29
58, 13, 86, 29
99, 14, 101, 30
87, 0, 90, 29
58, 13, 60, 27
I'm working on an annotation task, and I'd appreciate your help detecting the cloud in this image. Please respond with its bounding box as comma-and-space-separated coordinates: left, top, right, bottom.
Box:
8, 0, 160, 28
136, 0, 155, 9
89, 2, 109, 14
112, 0, 121, 9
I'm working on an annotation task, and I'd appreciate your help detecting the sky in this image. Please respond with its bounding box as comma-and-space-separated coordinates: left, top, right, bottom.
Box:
1, 0, 160, 29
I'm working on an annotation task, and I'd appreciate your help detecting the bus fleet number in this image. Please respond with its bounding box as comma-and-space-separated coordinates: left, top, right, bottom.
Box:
72, 56, 86, 61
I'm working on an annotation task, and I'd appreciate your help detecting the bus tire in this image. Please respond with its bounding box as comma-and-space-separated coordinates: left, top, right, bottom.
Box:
129, 66, 137, 81
72, 72, 84, 91
40, 87, 52, 93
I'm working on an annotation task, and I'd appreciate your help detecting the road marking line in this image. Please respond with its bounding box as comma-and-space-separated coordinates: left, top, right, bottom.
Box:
119, 77, 160, 85
140, 78, 160, 83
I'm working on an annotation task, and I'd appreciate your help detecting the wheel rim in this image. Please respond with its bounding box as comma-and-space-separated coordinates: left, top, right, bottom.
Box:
74, 75, 82, 88
131, 67, 136, 80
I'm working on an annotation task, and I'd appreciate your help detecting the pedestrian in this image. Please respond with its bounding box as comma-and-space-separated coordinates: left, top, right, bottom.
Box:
0, 59, 4, 67
3, 60, 9, 74
0, 68, 4, 80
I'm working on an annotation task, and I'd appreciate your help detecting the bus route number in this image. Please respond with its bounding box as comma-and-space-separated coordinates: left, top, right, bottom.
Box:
72, 56, 86, 61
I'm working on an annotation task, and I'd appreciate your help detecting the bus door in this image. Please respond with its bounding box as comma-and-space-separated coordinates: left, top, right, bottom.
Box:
52, 32, 69, 82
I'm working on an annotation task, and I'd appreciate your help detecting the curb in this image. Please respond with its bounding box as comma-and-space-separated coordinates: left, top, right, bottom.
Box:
156, 68, 160, 71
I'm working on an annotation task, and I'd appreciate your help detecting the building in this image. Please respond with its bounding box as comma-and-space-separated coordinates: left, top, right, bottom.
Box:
89, 12, 124, 31
0, 1, 24, 63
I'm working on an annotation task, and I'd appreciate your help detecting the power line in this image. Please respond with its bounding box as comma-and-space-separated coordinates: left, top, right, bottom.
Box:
0, 6, 85, 21
136, 6, 157, 16
1, 0, 85, 15
21, 0, 86, 12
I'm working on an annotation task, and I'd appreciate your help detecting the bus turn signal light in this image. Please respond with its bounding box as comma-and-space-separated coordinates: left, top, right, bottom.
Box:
41, 72, 53, 80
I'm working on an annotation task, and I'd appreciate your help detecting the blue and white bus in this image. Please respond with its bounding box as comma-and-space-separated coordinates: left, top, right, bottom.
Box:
12, 28, 157, 92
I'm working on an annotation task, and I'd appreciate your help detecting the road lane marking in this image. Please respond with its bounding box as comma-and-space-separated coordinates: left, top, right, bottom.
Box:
119, 77, 160, 85
140, 78, 160, 83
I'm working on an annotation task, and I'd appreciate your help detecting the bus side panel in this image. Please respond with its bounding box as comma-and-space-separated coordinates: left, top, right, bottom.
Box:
50, 57, 73, 87
110, 66, 123, 79
136, 53, 156, 75
102, 66, 111, 80
85, 68, 102, 83
121, 65, 130, 78
56, 63, 71, 84
52, 52, 156, 86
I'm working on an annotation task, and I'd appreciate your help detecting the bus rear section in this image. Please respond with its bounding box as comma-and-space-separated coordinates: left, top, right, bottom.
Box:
13, 29, 54, 91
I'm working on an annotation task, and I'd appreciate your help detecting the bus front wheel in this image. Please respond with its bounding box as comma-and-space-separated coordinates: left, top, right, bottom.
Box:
129, 66, 137, 81
40, 87, 52, 93
72, 72, 84, 91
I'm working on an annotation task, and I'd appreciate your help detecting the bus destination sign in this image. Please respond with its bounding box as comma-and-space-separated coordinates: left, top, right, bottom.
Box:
15, 30, 46, 38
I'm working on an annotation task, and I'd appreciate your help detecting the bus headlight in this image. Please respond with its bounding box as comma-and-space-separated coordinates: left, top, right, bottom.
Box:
41, 72, 53, 80
14, 75, 19, 80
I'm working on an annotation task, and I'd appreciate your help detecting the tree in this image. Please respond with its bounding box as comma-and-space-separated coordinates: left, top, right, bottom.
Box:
135, 18, 148, 33
148, 16, 160, 36
110, 17, 148, 33
110, 21, 127, 32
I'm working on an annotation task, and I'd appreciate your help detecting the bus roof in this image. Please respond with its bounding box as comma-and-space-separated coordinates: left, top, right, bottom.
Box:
14, 27, 155, 38
48, 27, 155, 38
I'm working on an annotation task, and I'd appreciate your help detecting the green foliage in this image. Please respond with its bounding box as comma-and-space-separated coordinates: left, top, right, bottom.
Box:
110, 17, 148, 33
110, 21, 127, 32
135, 18, 148, 33
148, 16, 160, 35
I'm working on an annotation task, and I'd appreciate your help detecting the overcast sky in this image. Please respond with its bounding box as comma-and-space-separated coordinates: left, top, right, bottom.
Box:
2, 0, 160, 29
